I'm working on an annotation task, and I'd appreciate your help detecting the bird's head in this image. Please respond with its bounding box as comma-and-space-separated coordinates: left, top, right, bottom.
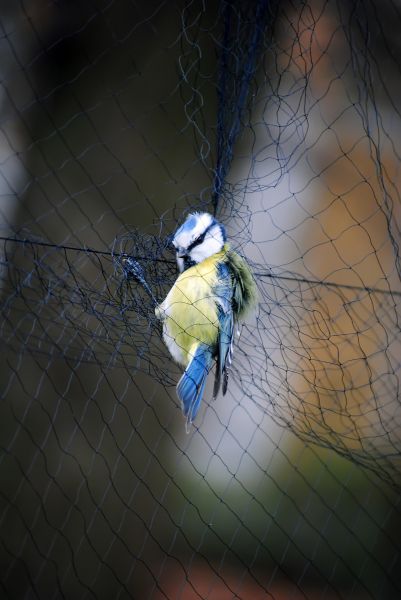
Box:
172, 212, 226, 272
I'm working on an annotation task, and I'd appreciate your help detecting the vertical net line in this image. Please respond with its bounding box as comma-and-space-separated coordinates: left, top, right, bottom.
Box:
213, 0, 275, 215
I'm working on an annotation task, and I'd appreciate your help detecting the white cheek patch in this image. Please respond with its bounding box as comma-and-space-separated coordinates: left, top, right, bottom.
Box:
190, 231, 223, 263
175, 230, 192, 250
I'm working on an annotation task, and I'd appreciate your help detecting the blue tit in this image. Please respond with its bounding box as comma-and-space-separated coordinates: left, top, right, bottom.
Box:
155, 212, 258, 426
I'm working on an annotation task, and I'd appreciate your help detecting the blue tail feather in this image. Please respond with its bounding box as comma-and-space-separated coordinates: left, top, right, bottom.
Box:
177, 345, 213, 425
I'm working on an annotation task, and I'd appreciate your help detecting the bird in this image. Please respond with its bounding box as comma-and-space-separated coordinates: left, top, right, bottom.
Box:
155, 212, 258, 427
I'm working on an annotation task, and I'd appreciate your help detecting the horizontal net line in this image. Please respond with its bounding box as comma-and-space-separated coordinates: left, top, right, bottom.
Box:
1, 234, 401, 297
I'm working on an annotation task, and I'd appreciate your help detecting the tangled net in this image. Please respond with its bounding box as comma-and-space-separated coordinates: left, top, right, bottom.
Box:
1, 0, 401, 597
2, 209, 401, 488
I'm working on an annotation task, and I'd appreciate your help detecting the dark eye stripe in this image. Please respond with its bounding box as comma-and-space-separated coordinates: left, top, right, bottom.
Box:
186, 222, 215, 253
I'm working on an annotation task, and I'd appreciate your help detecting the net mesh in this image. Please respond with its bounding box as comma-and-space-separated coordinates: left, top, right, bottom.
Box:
1, 0, 401, 598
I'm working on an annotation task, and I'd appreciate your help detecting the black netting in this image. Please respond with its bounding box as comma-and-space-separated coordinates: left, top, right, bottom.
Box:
1, 1, 401, 598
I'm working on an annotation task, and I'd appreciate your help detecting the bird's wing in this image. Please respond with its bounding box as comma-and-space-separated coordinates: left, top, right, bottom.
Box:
213, 251, 258, 397
225, 250, 258, 319
213, 262, 235, 398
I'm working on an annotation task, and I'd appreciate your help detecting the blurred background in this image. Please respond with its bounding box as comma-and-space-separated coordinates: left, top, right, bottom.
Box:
0, 0, 401, 598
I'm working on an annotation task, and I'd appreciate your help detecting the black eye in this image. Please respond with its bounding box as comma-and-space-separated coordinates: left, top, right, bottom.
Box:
187, 234, 202, 252
194, 232, 205, 245
186, 223, 214, 252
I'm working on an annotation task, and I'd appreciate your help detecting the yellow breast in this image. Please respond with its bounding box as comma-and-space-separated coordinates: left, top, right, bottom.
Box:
158, 252, 224, 366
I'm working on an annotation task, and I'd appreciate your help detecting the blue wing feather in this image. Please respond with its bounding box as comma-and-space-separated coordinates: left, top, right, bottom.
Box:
213, 262, 235, 398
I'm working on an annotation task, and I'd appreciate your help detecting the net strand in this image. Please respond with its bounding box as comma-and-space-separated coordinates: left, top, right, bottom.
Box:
2, 234, 400, 297
1, 1, 401, 598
